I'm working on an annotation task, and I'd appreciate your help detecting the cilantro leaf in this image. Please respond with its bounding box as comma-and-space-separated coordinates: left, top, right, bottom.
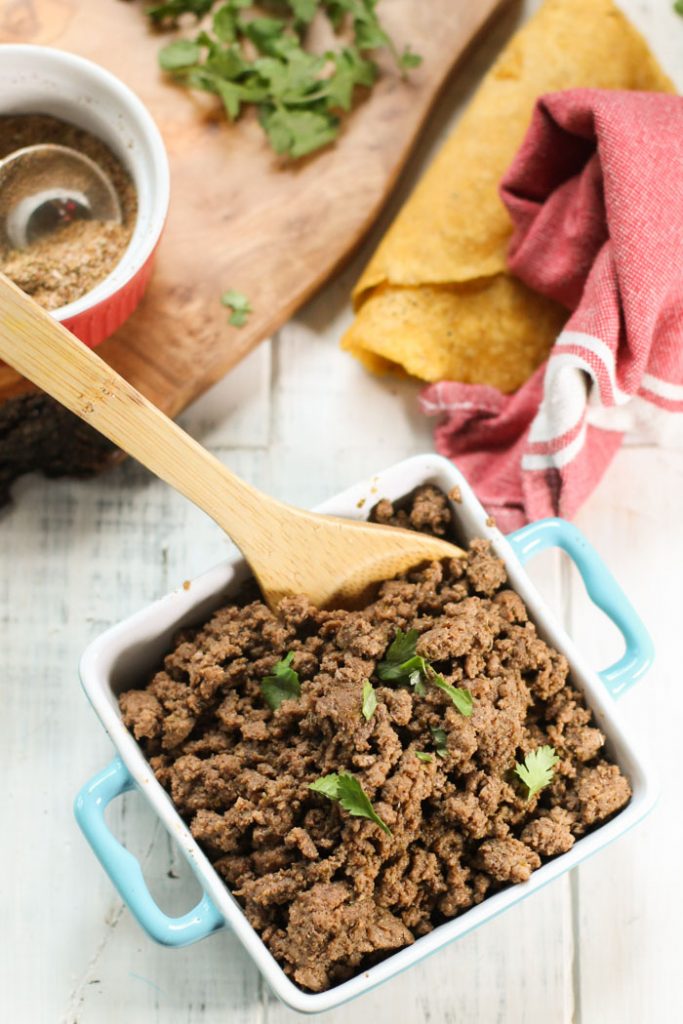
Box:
243, 16, 289, 55
377, 628, 421, 681
407, 663, 427, 696
261, 651, 301, 710
308, 773, 341, 800
309, 772, 392, 835
353, 17, 390, 53
158, 40, 202, 71
415, 751, 433, 763
255, 49, 327, 105
213, 4, 238, 43
430, 726, 448, 759
675, 0, 683, 15
377, 632, 429, 691
383, 627, 418, 664
361, 679, 377, 721
229, 310, 249, 327
399, 46, 422, 71
430, 675, 473, 718
290, 0, 318, 24
221, 288, 252, 326
260, 106, 338, 159
205, 44, 248, 81
147, 0, 214, 26
514, 746, 560, 801
322, 0, 346, 31
325, 46, 376, 111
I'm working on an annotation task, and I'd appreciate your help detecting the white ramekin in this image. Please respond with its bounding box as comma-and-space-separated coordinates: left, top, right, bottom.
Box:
0, 44, 169, 347
75, 455, 656, 1014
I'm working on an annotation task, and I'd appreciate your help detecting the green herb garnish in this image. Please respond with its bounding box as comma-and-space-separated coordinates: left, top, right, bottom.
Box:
158, 39, 203, 70
398, 45, 422, 71
378, 629, 474, 715
377, 628, 429, 693
221, 288, 252, 327
261, 651, 300, 710
415, 751, 433, 763
514, 746, 560, 801
152, 0, 421, 159
148, 0, 215, 24
309, 772, 391, 835
361, 679, 377, 721
675, 1, 683, 16
430, 726, 448, 759
430, 674, 474, 718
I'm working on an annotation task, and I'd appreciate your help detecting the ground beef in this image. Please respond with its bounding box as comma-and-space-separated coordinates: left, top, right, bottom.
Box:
119, 486, 631, 992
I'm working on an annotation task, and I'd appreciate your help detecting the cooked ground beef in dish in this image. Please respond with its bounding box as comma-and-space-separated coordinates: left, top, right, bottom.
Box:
119, 486, 631, 992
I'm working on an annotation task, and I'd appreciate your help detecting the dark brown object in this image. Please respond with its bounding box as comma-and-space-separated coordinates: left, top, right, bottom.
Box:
0, 0, 507, 503
119, 487, 631, 992
0, 392, 116, 507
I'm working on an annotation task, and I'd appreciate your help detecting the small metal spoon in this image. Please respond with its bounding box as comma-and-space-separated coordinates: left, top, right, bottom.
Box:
0, 143, 122, 251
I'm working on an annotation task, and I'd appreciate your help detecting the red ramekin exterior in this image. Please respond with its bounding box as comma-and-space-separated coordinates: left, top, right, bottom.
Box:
58, 241, 161, 349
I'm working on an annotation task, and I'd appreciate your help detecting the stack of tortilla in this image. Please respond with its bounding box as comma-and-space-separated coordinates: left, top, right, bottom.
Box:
342, 0, 673, 393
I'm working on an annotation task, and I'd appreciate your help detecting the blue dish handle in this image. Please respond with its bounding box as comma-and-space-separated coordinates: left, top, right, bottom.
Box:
507, 518, 654, 699
74, 757, 225, 947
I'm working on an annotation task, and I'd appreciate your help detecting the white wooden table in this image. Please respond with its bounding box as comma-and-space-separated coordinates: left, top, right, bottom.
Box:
2, 3, 682, 1021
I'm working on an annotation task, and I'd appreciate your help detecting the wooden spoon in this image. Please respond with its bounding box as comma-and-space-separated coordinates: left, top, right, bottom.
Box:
0, 274, 464, 608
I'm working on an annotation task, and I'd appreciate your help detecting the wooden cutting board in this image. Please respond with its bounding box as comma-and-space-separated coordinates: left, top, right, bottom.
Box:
0, 0, 506, 500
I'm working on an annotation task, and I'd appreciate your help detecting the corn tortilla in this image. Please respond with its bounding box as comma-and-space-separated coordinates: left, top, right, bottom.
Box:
342, 0, 674, 391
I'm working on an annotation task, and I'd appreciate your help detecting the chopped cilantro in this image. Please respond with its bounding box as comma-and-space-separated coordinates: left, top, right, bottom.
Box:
309, 772, 391, 835
158, 40, 203, 70
399, 46, 423, 71
261, 651, 300, 710
290, 0, 318, 23
361, 679, 377, 722
430, 726, 448, 759
378, 629, 474, 715
415, 751, 433, 763
149, 0, 421, 159
377, 628, 429, 690
147, 0, 215, 25
514, 746, 560, 801
377, 627, 419, 674
221, 288, 252, 327
259, 106, 339, 159
430, 674, 474, 718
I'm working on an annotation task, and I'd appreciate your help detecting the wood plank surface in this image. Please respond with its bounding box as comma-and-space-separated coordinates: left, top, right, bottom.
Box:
1, 1, 682, 1023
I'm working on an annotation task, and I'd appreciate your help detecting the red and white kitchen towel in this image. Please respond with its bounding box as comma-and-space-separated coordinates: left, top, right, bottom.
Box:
421, 88, 683, 531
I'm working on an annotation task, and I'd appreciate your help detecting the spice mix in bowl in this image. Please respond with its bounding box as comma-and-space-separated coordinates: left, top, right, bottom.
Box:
0, 45, 169, 348
0, 113, 137, 312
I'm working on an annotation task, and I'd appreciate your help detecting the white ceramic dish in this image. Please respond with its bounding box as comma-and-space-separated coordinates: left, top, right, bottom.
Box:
75, 454, 656, 1014
0, 45, 169, 346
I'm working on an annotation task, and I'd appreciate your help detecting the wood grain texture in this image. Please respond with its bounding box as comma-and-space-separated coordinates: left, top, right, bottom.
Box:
2, 1, 682, 1022
0, 0, 507, 496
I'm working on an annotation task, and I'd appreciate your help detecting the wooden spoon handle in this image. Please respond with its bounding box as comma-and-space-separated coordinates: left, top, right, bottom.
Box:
0, 273, 274, 548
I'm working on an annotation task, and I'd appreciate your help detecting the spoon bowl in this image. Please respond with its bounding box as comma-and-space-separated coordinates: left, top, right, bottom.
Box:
0, 143, 122, 251
0, 273, 464, 608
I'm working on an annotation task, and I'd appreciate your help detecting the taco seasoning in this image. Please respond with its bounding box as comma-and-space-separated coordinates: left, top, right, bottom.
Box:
0, 114, 137, 310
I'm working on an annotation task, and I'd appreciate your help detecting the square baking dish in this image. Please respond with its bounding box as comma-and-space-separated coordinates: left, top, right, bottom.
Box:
75, 454, 656, 1014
